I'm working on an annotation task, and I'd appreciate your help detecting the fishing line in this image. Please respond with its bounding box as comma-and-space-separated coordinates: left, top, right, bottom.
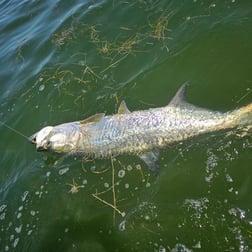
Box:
0, 120, 29, 140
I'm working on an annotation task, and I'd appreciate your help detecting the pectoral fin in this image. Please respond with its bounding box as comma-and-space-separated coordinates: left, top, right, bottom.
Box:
80, 113, 105, 124
139, 150, 159, 175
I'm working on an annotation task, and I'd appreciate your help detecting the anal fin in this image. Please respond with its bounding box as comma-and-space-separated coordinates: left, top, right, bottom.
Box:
139, 150, 159, 175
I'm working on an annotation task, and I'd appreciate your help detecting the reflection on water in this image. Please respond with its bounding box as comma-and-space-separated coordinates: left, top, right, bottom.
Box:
0, 0, 252, 251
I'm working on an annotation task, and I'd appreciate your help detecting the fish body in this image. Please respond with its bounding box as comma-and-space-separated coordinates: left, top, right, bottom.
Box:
30, 83, 252, 173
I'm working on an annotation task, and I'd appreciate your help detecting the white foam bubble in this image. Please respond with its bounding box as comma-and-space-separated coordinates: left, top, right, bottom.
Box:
226, 174, 233, 182
35, 191, 43, 198
30, 210, 36, 216
127, 165, 132, 171
146, 182, 151, 188
90, 166, 96, 171
118, 220, 126, 231
13, 237, 19, 248
193, 241, 201, 249
21, 191, 29, 202
136, 164, 142, 170
159, 245, 166, 252
118, 169, 125, 178
10, 234, 14, 241
58, 167, 69, 175
104, 182, 109, 188
38, 84, 45, 91
27, 230, 33, 236
15, 225, 22, 234
0, 212, 6, 220
0, 204, 7, 213
16, 212, 22, 219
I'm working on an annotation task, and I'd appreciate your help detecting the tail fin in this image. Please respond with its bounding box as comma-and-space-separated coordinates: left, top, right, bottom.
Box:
232, 103, 252, 128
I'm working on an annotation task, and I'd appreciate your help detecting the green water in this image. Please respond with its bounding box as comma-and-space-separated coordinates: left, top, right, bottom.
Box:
0, 1, 252, 251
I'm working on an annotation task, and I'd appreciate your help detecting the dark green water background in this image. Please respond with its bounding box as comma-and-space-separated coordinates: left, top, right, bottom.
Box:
0, 0, 252, 251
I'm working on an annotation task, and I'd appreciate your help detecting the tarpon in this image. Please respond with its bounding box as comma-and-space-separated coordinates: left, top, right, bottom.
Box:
29, 83, 252, 174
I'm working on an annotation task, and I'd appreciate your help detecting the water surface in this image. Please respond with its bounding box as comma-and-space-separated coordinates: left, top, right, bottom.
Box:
0, 1, 252, 251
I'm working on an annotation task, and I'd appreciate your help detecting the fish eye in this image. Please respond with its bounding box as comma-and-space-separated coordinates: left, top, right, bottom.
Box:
46, 140, 52, 148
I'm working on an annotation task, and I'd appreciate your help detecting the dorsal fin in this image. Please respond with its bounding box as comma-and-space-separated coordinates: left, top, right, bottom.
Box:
80, 113, 105, 125
118, 100, 131, 114
169, 82, 189, 107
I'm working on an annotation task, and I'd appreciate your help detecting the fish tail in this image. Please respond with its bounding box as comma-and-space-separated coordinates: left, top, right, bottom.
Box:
232, 103, 252, 128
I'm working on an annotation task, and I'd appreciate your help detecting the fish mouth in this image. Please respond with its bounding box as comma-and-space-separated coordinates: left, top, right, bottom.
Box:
28, 133, 46, 151
28, 134, 37, 144
36, 146, 47, 152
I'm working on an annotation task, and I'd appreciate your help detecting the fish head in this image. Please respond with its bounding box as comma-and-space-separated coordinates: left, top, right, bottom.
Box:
29, 125, 75, 154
